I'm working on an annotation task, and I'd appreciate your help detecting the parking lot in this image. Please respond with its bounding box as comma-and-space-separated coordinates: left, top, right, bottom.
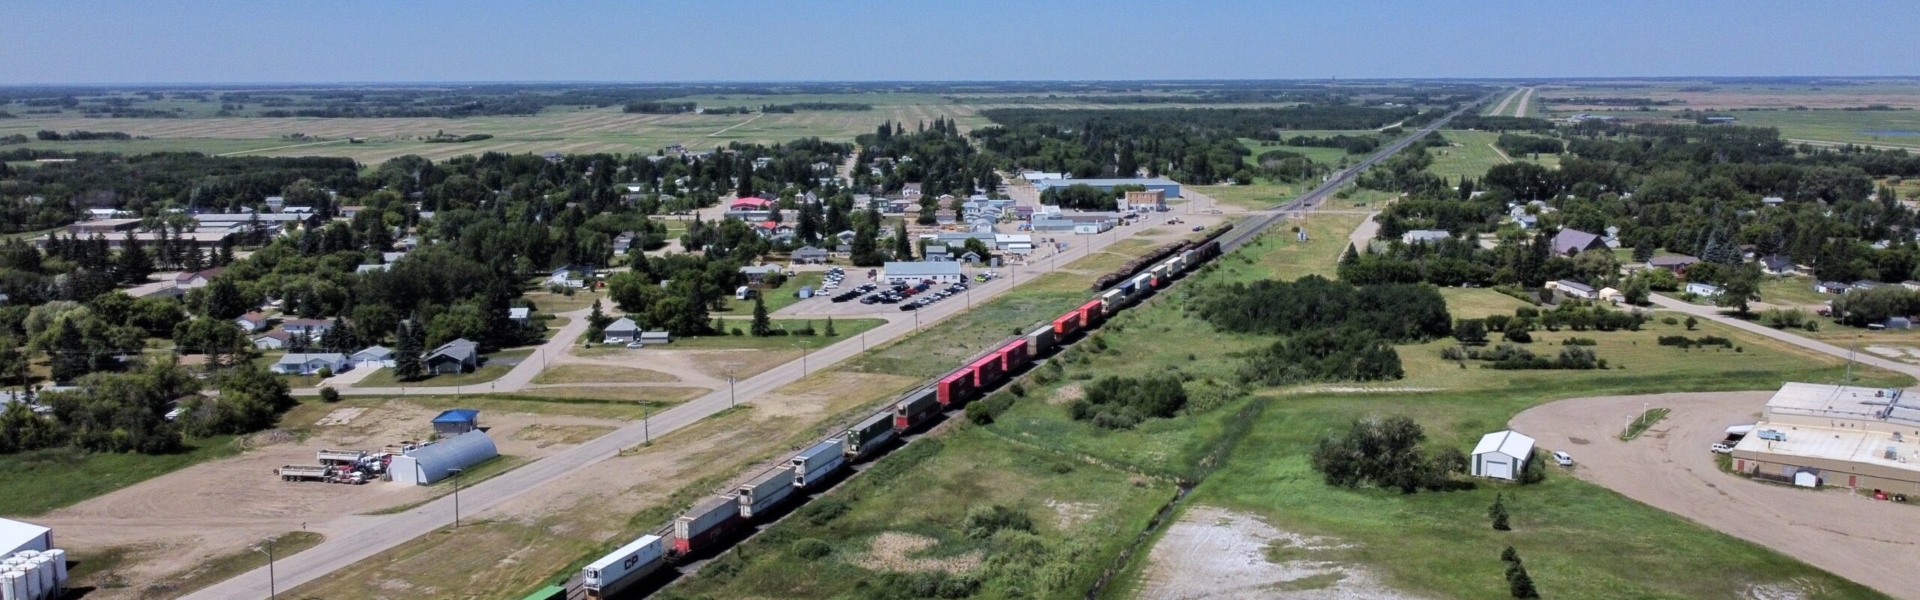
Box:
1510, 392, 1920, 598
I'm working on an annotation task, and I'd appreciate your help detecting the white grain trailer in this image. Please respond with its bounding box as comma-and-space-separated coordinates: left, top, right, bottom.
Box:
737, 465, 796, 518
792, 437, 848, 488
581, 534, 665, 599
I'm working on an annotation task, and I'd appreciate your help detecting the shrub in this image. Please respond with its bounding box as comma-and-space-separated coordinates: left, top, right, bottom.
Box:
803, 497, 849, 526
1069, 375, 1188, 430
1238, 328, 1403, 386
962, 505, 1033, 540
1561, 337, 1596, 346
791, 538, 833, 560
1440, 346, 1467, 360
1519, 448, 1548, 484
1501, 320, 1532, 343
318, 386, 340, 403
1310, 416, 1465, 494
1661, 316, 1679, 325
315, 366, 333, 379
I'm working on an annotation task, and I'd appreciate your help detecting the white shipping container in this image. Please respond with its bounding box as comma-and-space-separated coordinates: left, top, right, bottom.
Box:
738, 466, 796, 517
792, 437, 848, 487
582, 534, 664, 598
675, 494, 741, 540
1, 571, 22, 600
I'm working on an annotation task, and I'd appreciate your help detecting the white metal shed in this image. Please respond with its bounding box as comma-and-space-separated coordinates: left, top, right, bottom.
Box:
1471, 430, 1536, 481
0, 517, 51, 556
389, 431, 498, 485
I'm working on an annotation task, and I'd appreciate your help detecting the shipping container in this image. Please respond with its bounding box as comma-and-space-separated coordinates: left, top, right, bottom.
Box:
1149, 263, 1173, 287
582, 535, 665, 599
895, 389, 942, 431
792, 437, 848, 487
937, 370, 975, 406
997, 339, 1031, 372
674, 494, 744, 554
969, 354, 1005, 389
845, 411, 897, 459
1052, 311, 1082, 337
737, 465, 797, 518
1129, 273, 1154, 295
1077, 300, 1105, 328
1025, 324, 1057, 357
1100, 289, 1125, 312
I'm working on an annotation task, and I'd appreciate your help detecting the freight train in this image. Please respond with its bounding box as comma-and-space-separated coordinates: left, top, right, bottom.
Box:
580, 232, 1229, 598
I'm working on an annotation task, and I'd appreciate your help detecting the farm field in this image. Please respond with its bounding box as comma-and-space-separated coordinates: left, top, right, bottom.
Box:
1427, 129, 1561, 182
1238, 136, 1362, 166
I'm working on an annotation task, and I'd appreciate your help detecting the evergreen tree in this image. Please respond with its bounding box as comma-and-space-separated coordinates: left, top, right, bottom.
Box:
750, 296, 772, 337
1489, 494, 1511, 531
204, 277, 247, 320
824, 316, 837, 337
796, 201, 821, 243
48, 318, 90, 384
393, 320, 425, 381
117, 235, 154, 283
1340, 243, 1360, 266
893, 221, 912, 259
1507, 561, 1539, 599
736, 161, 756, 198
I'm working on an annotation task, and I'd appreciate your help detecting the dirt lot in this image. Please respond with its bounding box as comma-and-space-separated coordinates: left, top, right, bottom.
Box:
1136, 505, 1422, 600
1511, 392, 1920, 600
40, 401, 630, 599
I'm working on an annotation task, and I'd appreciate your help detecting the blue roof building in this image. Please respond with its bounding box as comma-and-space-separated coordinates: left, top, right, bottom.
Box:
432, 409, 481, 436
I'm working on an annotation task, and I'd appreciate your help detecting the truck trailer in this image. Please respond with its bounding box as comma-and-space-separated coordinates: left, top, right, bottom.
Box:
674, 493, 744, 555
738, 465, 797, 518
792, 437, 848, 488
582, 534, 665, 599
276, 465, 331, 482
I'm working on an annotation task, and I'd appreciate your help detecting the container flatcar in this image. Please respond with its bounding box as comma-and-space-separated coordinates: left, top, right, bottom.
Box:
845, 411, 897, 459
997, 339, 1031, 373
1052, 311, 1083, 337
1025, 324, 1057, 357
673, 493, 744, 554
894, 388, 942, 431
737, 465, 797, 518
583, 534, 665, 599
792, 437, 848, 487
1077, 300, 1105, 328
968, 354, 1005, 390
937, 370, 976, 406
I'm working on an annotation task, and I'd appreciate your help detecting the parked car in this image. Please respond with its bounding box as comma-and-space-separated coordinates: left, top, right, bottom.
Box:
1551, 451, 1574, 467
625, 341, 646, 349
1710, 442, 1734, 454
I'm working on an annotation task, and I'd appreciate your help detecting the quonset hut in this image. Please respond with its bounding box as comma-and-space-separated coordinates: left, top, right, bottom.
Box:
389, 430, 498, 485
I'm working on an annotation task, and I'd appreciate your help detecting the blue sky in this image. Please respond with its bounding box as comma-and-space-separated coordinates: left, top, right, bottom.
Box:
2, 0, 1913, 84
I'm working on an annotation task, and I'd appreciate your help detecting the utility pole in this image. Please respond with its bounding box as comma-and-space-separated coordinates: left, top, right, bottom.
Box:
254, 537, 278, 600
728, 375, 736, 408
450, 467, 465, 528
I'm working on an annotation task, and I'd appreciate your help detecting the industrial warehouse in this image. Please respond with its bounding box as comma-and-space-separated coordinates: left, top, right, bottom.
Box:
1730, 382, 1920, 494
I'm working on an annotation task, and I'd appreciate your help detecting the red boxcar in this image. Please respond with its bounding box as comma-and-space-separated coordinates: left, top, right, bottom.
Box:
937, 369, 976, 406
969, 354, 1004, 390
1077, 300, 1105, 328
997, 339, 1030, 372
1052, 311, 1082, 337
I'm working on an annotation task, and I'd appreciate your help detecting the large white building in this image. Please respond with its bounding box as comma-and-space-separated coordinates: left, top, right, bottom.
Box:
882, 261, 964, 285
1471, 430, 1536, 481
1731, 383, 1920, 493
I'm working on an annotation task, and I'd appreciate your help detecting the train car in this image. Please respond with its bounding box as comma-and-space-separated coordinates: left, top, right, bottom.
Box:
968, 353, 1005, 390
1077, 300, 1105, 328
937, 370, 976, 406
997, 338, 1031, 373
1119, 279, 1138, 295
1149, 263, 1174, 288
844, 411, 896, 460
737, 465, 797, 518
674, 493, 744, 554
792, 437, 848, 488
894, 388, 942, 431
1128, 273, 1153, 295
583, 534, 666, 599
1025, 324, 1057, 357
1100, 289, 1126, 312
1179, 250, 1198, 270
1053, 311, 1083, 338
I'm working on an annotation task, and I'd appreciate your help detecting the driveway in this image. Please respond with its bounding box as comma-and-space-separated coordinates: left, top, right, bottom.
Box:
1512, 392, 1920, 599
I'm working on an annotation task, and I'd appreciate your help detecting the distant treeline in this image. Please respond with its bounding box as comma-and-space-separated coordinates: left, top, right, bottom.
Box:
422, 133, 494, 143
624, 102, 697, 114
36, 130, 134, 141
1494, 134, 1564, 155
1265, 134, 1380, 154
1450, 115, 1557, 133
1553, 97, 1680, 106
760, 102, 873, 113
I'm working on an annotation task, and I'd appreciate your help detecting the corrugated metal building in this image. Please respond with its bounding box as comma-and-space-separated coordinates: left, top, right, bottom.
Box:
389, 431, 499, 485
1730, 383, 1920, 493
1034, 177, 1183, 198
0, 518, 51, 557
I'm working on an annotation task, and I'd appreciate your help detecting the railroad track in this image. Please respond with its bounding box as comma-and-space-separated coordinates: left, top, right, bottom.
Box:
1217, 97, 1492, 252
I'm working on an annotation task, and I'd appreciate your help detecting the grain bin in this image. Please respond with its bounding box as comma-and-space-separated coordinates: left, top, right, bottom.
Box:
42, 550, 63, 587
1, 571, 23, 600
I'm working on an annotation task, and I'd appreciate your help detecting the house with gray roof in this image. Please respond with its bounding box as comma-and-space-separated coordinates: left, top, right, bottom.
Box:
603, 317, 641, 343
425, 339, 479, 375
1400, 230, 1450, 244
1551, 229, 1607, 256
272, 353, 348, 375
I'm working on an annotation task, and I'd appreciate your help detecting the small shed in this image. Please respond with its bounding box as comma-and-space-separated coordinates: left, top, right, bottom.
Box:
639, 331, 671, 345
1471, 430, 1536, 481
431, 409, 481, 437
389, 430, 497, 485
0, 517, 52, 556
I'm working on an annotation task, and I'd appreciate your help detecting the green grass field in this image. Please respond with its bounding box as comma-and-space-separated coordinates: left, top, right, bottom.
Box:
352, 348, 534, 389
1427, 130, 1561, 182
712, 272, 825, 316
0, 436, 241, 515
673, 317, 885, 350
1758, 275, 1832, 307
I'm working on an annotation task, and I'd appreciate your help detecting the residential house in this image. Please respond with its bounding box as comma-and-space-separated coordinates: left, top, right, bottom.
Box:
739, 264, 783, 284
612, 231, 638, 254
1686, 282, 1725, 297
1511, 213, 1539, 229
355, 263, 390, 274
1815, 281, 1851, 294
235, 312, 270, 333
1602, 226, 1622, 248
281, 318, 334, 338
1401, 230, 1450, 244
1852, 280, 1884, 292
252, 331, 291, 350
351, 346, 395, 368
1762, 196, 1786, 207
1647, 255, 1700, 274
922, 244, 952, 261
602, 318, 640, 344
548, 265, 593, 289
174, 268, 225, 288
508, 307, 531, 322
1549, 280, 1598, 300
425, 339, 479, 375
1550, 229, 1607, 256
791, 246, 830, 265
272, 353, 348, 376
1760, 254, 1798, 276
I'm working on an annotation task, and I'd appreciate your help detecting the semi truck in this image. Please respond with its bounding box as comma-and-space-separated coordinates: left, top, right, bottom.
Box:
316, 449, 367, 464
582, 534, 665, 599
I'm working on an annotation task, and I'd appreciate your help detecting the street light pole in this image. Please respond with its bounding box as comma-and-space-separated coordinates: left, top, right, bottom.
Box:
449, 467, 465, 528
729, 375, 736, 408
254, 537, 278, 600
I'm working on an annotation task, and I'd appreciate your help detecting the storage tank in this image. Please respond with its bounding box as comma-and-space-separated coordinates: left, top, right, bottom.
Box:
737, 465, 796, 518
42, 550, 63, 586
581, 534, 664, 599
1, 571, 22, 600
14, 567, 36, 600
673, 494, 743, 554
792, 437, 848, 488
27, 559, 48, 596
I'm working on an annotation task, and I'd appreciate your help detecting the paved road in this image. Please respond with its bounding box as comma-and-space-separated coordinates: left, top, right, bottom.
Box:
1513, 87, 1533, 117
185, 180, 1206, 600
1648, 294, 1920, 380
1487, 87, 1521, 117
1512, 392, 1920, 599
